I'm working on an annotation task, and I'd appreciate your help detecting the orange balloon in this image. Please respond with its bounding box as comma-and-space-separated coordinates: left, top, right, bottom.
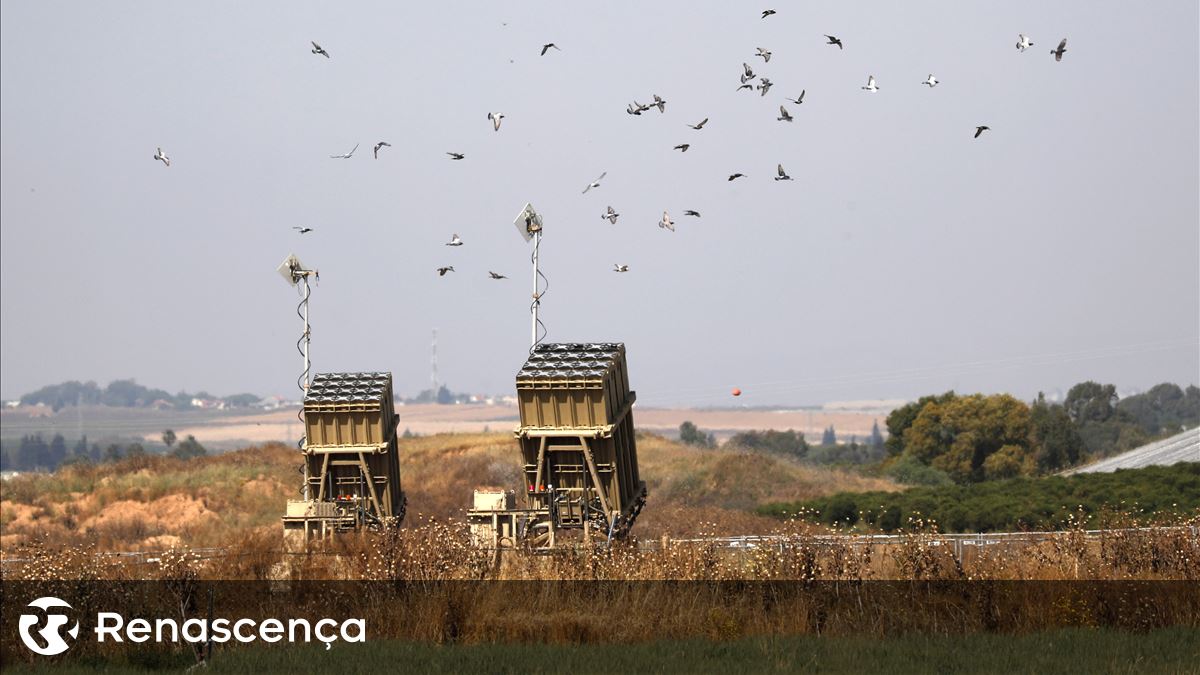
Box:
731, 388, 742, 397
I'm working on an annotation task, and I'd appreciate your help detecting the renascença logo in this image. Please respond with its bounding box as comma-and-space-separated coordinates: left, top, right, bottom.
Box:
18, 597, 80, 656
16, 596, 365, 655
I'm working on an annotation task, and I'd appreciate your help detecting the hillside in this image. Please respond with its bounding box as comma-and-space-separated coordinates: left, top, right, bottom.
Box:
0, 432, 896, 551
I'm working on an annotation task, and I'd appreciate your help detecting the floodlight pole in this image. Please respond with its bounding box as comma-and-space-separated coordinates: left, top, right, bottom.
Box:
531, 228, 541, 348
287, 262, 318, 501
300, 274, 311, 390
290, 267, 318, 392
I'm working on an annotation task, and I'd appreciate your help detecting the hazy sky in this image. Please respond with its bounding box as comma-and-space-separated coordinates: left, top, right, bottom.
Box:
2, 2, 1197, 407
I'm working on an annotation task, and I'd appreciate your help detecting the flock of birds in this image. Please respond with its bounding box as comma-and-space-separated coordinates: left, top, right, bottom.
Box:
150, 14, 1071, 280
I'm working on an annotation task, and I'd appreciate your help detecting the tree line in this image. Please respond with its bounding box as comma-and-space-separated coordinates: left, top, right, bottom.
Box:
0, 429, 206, 472
883, 382, 1198, 484
674, 381, 1196, 486
679, 420, 888, 465
16, 379, 261, 411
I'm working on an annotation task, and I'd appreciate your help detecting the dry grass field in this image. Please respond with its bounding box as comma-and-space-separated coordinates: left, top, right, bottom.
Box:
0, 432, 895, 552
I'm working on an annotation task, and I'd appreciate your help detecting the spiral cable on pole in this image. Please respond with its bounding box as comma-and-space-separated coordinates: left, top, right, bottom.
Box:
530, 232, 548, 353
294, 277, 309, 496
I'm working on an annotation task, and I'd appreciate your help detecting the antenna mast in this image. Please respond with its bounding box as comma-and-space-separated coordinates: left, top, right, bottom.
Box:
277, 254, 318, 500
531, 227, 542, 347
514, 203, 545, 350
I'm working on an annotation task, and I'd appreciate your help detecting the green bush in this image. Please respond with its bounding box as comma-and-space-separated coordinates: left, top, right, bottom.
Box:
759, 462, 1200, 533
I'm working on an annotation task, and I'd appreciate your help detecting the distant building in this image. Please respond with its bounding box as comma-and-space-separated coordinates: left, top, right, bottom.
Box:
190, 397, 225, 410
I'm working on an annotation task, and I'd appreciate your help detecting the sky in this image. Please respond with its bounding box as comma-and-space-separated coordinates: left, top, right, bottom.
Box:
1, 1, 1197, 408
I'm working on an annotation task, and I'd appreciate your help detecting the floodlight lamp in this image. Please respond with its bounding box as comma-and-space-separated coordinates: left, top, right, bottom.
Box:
514, 203, 542, 242
277, 254, 305, 286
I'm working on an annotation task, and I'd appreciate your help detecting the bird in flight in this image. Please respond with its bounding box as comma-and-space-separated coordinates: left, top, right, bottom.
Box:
762, 9, 776, 19
862, 75, 879, 92
659, 211, 675, 232
736, 83, 755, 92
1051, 38, 1067, 61
755, 47, 772, 62
1016, 34, 1033, 52
683, 210, 701, 217
311, 41, 330, 58
447, 152, 465, 160
788, 91, 806, 105
613, 264, 629, 273
775, 163, 792, 181
373, 141, 391, 159
825, 35, 843, 50
652, 94, 666, 113
488, 271, 508, 280
446, 233, 464, 246
922, 74, 939, 88
487, 112, 505, 131
627, 101, 652, 116
777, 105, 793, 122
688, 118, 709, 130
330, 143, 359, 159
741, 63, 756, 83
728, 173, 746, 181
540, 43, 560, 56
154, 147, 170, 167
437, 266, 455, 276
582, 171, 607, 194
674, 144, 690, 152
974, 125, 990, 139
757, 78, 773, 96
293, 226, 314, 234
602, 206, 620, 224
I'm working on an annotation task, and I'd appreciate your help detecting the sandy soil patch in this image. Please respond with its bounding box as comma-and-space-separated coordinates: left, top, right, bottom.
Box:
82, 494, 218, 533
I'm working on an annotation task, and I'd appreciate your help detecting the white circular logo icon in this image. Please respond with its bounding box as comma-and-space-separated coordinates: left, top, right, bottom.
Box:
18, 597, 80, 656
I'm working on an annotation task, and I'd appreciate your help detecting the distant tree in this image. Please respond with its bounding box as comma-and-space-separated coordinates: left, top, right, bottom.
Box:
401, 428, 414, 439
1029, 393, 1084, 471
125, 443, 146, 459
679, 421, 715, 448
884, 392, 957, 456
1064, 381, 1118, 424
162, 429, 177, 449
17, 434, 50, 470
904, 393, 1034, 484
727, 429, 808, 458
821, 426, 837, 446
102, 379, 146, 407
1116, 383, 1200, 435
869, 420, 885, 449
172, 435, 207, 460
73, 435, 89, 458
48, 434, 68, 468
435, 386, 453, 405
20, 380, 102, 409
103, 444, 124, 463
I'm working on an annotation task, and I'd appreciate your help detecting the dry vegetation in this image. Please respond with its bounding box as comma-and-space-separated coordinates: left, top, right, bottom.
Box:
2, 519, 1196, 665
2, 432, 1196, 586
0, 432, 894, 551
